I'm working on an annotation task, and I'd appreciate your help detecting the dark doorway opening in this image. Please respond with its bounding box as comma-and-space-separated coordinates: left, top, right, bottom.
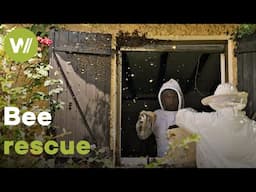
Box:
121, 51, 222, 157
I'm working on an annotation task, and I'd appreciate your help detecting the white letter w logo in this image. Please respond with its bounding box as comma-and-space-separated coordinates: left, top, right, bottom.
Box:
9, 38, 33, 54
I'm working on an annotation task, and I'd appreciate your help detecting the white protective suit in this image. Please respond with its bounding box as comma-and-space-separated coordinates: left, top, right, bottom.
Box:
176, 83, 256, 168
153, 79, 184, 156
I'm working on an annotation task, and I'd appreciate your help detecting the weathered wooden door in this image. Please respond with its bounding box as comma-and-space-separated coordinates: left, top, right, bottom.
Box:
237, 34, 256, 119
49, 29, 112, 148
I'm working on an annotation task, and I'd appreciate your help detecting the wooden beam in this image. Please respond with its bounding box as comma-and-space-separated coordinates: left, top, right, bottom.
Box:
228, 40, 235, 84
115, 50, 122, 166
54, 46, 111, 56
146, 35, 231, 41
120, 44, 225, 53
220, 53, 226, 83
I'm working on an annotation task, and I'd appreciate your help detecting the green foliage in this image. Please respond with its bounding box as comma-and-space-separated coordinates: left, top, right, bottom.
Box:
233, 24, 256, 40
58, 147, 113, 168
172, 133, 200, 150
145, 134, 200, 168
0, 25, 113, 168
0, 24, 65, 167
28, 24, 57, 37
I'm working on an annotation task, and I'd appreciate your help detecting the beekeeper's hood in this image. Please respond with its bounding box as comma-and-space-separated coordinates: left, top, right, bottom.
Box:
201, 83, 248, 111
158, 78, 184, 110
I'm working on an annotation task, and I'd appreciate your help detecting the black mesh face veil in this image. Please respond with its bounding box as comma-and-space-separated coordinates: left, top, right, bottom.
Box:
160, 89, 179, 111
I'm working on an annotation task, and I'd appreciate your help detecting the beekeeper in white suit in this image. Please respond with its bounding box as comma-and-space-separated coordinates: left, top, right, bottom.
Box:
136, 78, 184, 157
176, 83, 256, 168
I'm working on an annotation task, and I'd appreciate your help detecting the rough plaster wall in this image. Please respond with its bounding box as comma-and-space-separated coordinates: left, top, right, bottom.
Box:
63, 24, 238, 37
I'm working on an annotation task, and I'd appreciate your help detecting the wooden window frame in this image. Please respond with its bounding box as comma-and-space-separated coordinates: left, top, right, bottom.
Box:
115, 37, 233, 167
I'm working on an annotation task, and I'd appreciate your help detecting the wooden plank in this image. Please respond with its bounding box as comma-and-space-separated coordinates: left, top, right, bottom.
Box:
65, 81, 76, 142
54, 52, 111, 146
53, 30, 112, 55
220, 53, 226, 83
252, 53, 256, 119
49, 29, 112, 149
54, 46, 111, 56
50, 53, 68, 139
104, 55, 111, 147
84, 55, 96, 143
71, 53, 94, 144
237, 53, 244, 91
228, 40, 234, 84
78, 53, 90, 143
79, 32, 112, 54
54, 53, 96, 142
247, 54, 253, 117
104, 56, 111, 146
237, 41, 256, 53
242, 54, 250, 116
243, 54, 249, 92
120, 44, 225, 52
58, 30, 69, 49
115, 51, 122, 165
62, 46, 80, 145
85, 55, 110, 146
49, 53, 59, 127
146, 35, 230, 41
95, 56, 106, 145
237, 48, 256, 118
86, 55, 96, 144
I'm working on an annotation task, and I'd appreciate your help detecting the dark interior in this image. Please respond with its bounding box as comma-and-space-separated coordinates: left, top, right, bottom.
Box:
121, 51, 222, 157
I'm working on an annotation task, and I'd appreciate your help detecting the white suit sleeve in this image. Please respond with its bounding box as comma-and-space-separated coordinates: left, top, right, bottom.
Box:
176, 108, 210, 134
